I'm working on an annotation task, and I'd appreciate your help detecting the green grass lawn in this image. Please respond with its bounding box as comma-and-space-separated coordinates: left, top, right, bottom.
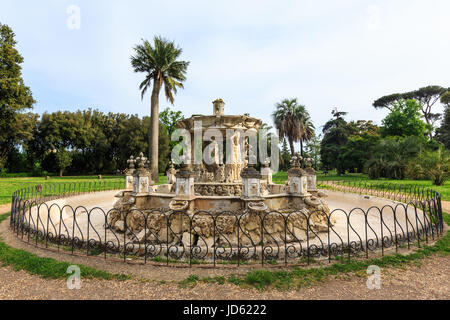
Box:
273, 170, 450, 201
1, 171, 449, 205
0, 174, 167, 205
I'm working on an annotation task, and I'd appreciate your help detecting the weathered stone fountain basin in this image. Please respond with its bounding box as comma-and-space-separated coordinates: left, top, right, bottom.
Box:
24, 189, 427, 262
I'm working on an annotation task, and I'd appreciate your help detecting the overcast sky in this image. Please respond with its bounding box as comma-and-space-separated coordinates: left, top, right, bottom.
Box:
1, 0, 449, 138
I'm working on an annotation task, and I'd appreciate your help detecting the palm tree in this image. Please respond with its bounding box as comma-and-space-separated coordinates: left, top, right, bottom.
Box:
299, 116, 315, 157
272, 98, 315, 157
131, 36, 189, 181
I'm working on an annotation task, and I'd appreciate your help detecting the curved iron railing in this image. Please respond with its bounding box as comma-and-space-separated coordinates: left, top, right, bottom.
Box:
317, 180, 442, 204
9, 179, 443, 267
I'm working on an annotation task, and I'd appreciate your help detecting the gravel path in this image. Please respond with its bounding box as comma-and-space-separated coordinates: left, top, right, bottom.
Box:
0, 255, 448, 300
442, 200, 450, 214
1, 203, 449, 300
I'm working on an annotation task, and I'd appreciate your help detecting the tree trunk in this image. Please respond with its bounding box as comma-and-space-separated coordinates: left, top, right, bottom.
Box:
288, 138, 295, 156
150, 78, 162, 182
423, 113, 434, 140
300, 140, 303, 157
59, 168, 63, 177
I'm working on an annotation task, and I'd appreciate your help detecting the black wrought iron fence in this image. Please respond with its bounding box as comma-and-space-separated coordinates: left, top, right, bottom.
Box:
9, 180, 443, 267
317, 180, 441, 204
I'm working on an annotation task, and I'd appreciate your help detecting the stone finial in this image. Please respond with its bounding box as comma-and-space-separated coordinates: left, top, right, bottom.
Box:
212, 98, 225, 116
240, 161, 261, 179
288, 153, 305, 177
305, 156, 312, 168
127, 155, 136, 171
131, 153, 153, 194
290, 153, 303, 168
176, 158, 195, 179
136, 152, 148, 169
304, 155, 315, 174
174, 156, 195, 198
167, 160, 176, 174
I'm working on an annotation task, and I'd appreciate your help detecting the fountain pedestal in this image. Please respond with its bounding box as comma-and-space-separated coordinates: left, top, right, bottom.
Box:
287, 155, 309, 197
170, 163, 196, 211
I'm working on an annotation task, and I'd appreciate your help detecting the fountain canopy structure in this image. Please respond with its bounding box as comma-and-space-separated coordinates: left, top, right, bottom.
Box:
111, 99, 332, 244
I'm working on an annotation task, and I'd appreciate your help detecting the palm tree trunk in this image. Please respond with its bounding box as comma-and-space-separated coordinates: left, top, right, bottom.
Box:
300, 140, 303, 157
288, 138, 295, 156
150, 78, 162, 182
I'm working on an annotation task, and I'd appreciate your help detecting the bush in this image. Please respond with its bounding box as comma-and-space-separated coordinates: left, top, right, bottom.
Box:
417, 148, 449, 186
31, 161, 42, 177
404, 161, 425, 180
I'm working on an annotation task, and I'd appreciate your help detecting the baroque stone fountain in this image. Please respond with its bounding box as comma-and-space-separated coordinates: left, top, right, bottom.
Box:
109, 99, 333, 248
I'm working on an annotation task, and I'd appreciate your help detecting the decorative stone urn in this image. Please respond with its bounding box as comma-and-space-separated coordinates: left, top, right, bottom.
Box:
286, 154, 309, 197
125, 155, 136, 190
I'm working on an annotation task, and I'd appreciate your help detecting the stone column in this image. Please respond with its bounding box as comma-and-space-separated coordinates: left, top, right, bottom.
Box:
175, 163, 195, 198
240, 162, 262, 199
260, 158, 272, 184
287, 155, 309, 197
304, 156, 317, 194
125, 155, 135, 190
132, 153, 153, 194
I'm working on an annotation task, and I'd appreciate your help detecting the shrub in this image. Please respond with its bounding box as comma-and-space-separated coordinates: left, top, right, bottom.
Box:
417, 148, 450, 186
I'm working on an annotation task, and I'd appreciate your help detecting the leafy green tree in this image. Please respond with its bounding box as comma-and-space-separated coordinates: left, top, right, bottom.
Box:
365, 136, 423, 179
304, 134, 321, 170
380, 99, 429, 138
373, 85, 448, 138
437, 92, 450, 149
320, 109, 349, 173
272, 98, 314, 156
441, 91, 450, 105
159, 107, 184, 150
280, 139, 291, 171
321, 113, 382, 174
404, 86, 448, 129
55, 148, 72, 177
0, 23, 35, 168
25, 109, 172, 175
373, 93, 404, 111
347, 120, 379, 136
416, 148, 449, 186
338, 132, 380, 173
159, 107, 184, 136
131, 36, 189, 181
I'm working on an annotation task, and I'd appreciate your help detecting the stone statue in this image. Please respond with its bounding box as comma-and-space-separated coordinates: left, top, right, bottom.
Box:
166, 161, 177, 184
230, 131, 242, 181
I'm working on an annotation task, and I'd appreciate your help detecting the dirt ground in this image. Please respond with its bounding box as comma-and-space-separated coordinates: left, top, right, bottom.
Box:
0, 203, 449, 300
0, 255, 448, 300
442, 200, 450, 215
